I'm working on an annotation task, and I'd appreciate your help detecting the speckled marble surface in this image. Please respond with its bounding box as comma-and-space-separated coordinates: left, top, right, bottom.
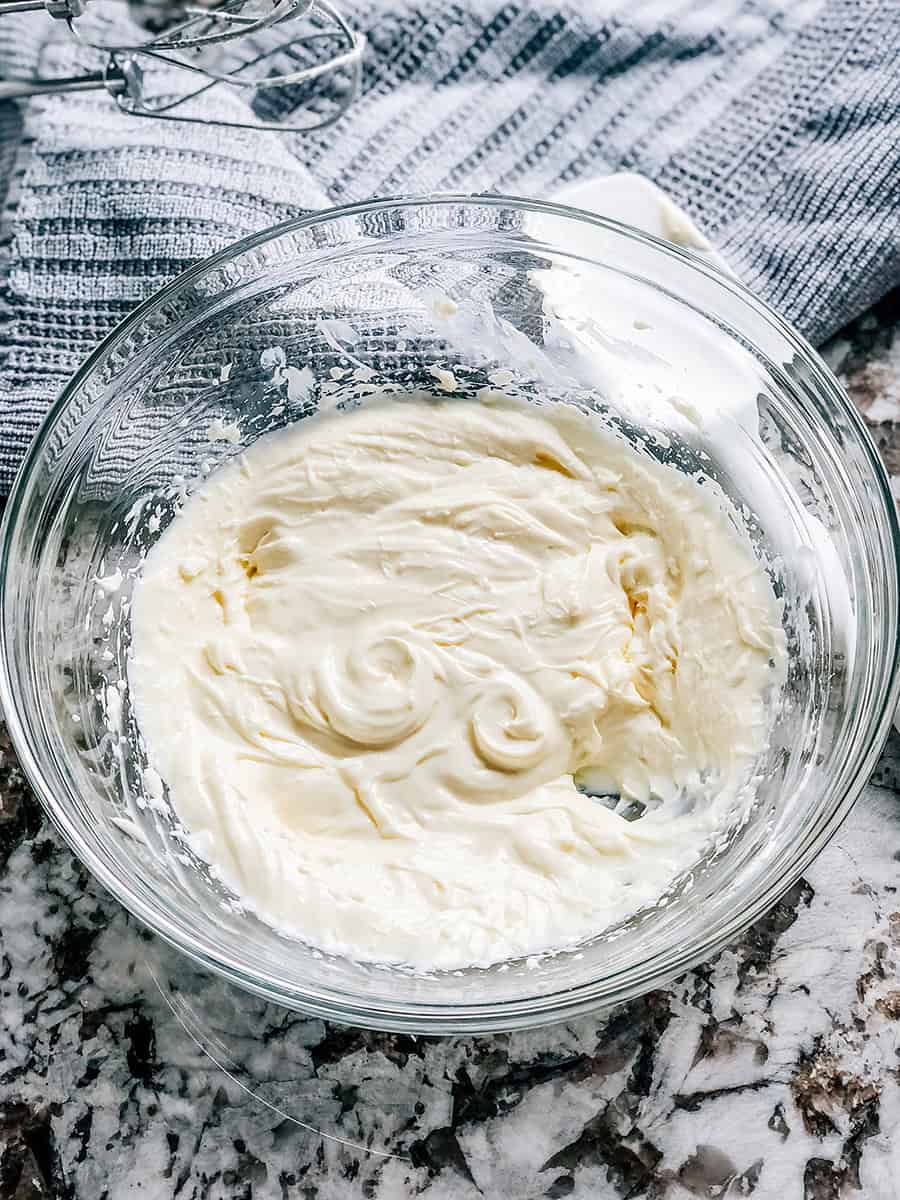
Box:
1, 292, 900, 1200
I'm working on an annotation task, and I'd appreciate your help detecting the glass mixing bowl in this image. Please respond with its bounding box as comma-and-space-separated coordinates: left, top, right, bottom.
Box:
2, 196, 898, 1034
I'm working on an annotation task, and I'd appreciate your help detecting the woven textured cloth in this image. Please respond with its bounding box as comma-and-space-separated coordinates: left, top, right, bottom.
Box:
1, 0, 899, 494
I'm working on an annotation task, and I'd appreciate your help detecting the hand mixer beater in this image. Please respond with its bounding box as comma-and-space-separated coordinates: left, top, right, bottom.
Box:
0, 0, 364, 131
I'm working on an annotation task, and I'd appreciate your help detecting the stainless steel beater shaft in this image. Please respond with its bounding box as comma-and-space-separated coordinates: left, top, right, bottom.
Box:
0, 0, 85, 16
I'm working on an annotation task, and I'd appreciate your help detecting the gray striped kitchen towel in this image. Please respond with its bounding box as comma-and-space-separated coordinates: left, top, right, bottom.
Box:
1, 0, 899, 494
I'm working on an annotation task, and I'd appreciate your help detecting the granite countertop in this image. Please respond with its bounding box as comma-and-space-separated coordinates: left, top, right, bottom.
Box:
1, 294, 900, 1200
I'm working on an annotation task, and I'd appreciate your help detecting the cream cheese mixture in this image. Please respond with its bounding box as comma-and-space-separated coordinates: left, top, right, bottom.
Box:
130, 396, 785, 968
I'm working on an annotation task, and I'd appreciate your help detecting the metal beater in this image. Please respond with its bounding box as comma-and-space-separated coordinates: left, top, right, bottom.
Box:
0, 0, 364, 131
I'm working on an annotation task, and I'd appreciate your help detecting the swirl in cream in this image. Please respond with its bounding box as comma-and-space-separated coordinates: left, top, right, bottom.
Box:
130, 396, 785, 968
470, 674, 561, 773
290, 625, 438, 749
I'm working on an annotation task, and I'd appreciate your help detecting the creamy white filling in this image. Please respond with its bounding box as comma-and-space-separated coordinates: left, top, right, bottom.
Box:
130, 396, 785, 968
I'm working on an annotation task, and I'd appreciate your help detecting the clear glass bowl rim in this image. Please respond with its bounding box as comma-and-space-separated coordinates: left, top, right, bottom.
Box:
2, 192, 899, 1032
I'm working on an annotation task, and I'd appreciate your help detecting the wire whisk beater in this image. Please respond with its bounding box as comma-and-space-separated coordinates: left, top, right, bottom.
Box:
0, 0, 364, 131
